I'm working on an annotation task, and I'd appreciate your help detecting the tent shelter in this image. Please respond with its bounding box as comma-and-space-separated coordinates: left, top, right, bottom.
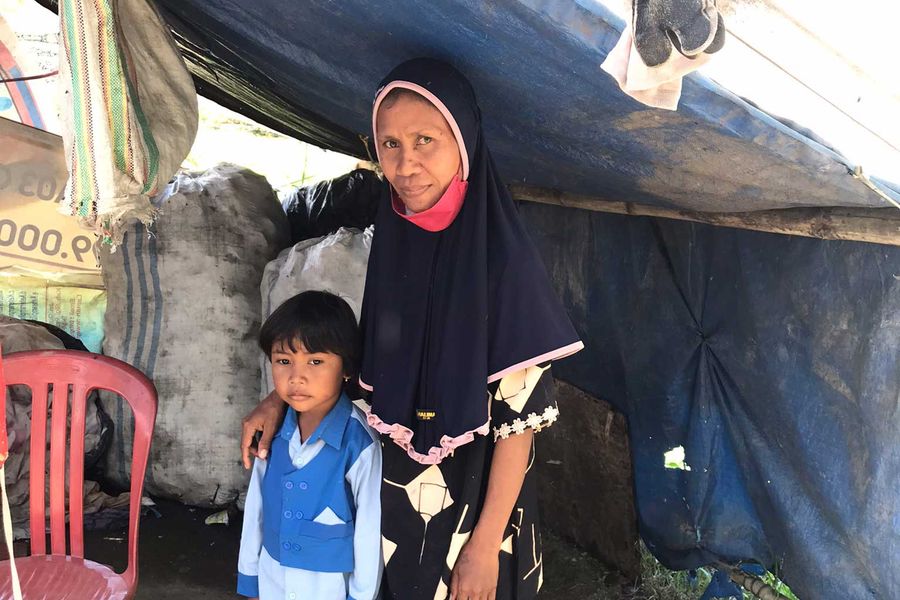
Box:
28, 1, 900, 598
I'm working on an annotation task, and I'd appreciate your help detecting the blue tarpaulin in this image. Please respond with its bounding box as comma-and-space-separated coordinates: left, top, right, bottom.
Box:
31, 1, 900, 598
143, 0, 897, 212
521, 202, 899, 599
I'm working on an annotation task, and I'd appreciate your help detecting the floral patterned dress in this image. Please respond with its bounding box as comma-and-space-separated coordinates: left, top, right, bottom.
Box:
378, 364, 558, 600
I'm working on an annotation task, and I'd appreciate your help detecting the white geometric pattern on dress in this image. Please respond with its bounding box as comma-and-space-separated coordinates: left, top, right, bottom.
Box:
494, 364, 549, 413
435, 503, 472, 599
525, 436, 536, 475
435, 577, 449, 600
510, 507, 524, 535
384, 465, 454, 564
523, 524, 543, 582
382, 535, 398, 566
445, 504, 471, 571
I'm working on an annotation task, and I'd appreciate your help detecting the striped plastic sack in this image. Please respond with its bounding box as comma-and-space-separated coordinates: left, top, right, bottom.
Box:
58, 0, 198, 246
99, 165, 289, 507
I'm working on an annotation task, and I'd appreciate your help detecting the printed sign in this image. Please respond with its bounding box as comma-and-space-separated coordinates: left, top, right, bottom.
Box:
0, 117, 100, 275
0, 272, 106, 352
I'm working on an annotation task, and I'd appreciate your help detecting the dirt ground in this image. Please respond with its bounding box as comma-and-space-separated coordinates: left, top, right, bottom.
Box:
74, 499, 629, 599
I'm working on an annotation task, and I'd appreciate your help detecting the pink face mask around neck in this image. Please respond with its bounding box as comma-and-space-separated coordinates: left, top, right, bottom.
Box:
391, 175, 469, 232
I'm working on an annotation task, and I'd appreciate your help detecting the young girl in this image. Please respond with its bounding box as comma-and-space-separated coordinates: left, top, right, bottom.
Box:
237, 291, 382, 600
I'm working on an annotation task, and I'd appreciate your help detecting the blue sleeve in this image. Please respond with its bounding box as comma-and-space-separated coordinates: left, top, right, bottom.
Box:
236, 573, 260, 597
237, 458, 266, 597
346, 435, 383, 600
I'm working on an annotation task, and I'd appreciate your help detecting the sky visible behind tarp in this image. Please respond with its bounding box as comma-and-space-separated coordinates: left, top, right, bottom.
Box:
15, 0, 900, 212
602, 0, 899, 186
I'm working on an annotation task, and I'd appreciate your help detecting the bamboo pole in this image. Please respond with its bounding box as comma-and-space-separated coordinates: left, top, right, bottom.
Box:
510, 185, 900, 247
716, 563, 793, 600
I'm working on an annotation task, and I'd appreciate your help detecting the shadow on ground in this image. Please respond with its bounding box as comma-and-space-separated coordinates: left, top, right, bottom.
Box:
75, 499, 631, 599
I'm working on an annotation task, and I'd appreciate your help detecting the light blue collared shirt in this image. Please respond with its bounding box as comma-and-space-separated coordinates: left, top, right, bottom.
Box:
237, 396, 383, 599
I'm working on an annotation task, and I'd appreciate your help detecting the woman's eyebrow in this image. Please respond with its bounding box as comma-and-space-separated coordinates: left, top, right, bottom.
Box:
382, 125, 443, 135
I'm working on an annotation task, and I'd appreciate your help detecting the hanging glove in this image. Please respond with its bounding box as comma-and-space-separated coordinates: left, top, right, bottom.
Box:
633, 0, 726, 67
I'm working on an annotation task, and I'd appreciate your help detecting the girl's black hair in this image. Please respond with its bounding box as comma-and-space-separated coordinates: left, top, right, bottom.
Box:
259, 291, 361, 386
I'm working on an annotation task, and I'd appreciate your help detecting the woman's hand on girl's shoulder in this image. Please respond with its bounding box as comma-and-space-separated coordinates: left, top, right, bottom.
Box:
450, 535, 499, 600
240, 390, 286, 469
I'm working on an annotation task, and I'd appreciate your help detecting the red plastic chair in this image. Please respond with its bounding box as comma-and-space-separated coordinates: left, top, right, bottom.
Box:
0, 349, 157, 599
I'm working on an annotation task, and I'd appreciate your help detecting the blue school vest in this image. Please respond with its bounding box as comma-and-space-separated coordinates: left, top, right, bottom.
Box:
261, 395, 373, 573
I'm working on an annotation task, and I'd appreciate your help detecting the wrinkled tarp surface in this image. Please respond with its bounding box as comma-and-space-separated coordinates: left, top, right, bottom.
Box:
33, 0, 896, 212
520, 202, 900, 600
28, 0, 899, 595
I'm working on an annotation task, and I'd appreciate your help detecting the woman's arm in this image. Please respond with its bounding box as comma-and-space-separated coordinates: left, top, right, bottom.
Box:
240, 390, 287, 469
450, 429, 533, 600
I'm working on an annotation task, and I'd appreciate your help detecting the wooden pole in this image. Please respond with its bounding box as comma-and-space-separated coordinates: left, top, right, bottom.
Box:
510, 185, 900, 247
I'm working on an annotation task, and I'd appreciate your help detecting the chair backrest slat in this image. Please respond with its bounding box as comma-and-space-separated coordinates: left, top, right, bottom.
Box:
28, 382, 49, 556
1, 350, 157, 590
68, 382, 88, 559
48, 381, 69, 555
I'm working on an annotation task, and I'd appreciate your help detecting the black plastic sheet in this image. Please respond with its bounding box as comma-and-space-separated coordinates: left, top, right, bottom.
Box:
282, 168, 381, 241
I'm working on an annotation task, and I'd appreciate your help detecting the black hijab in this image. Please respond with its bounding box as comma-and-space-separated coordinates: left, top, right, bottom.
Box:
360, 58, 582, 463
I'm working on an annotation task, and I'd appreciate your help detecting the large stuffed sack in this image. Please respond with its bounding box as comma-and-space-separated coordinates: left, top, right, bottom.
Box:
259, 227, 372, 399
0, 316, 108, 538
101, 164, 290, 507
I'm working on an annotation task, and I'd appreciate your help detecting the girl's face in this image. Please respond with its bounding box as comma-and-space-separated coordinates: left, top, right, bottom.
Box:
270, 339, 345, 419
376, 94, 462, 213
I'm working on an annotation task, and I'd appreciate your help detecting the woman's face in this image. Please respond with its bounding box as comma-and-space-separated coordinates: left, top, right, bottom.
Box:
376, 94, 462, 213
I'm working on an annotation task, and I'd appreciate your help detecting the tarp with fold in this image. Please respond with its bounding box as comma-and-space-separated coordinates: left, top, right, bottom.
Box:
24, 1, 900, 598
520, 202, 899, 599
34, 0, 900, 212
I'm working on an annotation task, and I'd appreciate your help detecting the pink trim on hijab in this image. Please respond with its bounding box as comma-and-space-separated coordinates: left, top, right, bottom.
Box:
487, 341, 585, 383
361, 404, 491, 465
372, 80, 470, 180
358, 341, 584, 464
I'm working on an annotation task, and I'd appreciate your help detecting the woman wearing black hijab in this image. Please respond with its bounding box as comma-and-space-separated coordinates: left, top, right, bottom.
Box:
244, 58, 582, 600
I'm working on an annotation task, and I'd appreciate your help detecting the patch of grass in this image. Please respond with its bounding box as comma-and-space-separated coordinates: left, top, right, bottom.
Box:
631, 543, 800, 600
615, 543, 712, 600
541, 534, 800, 600
757, 570, 800, 600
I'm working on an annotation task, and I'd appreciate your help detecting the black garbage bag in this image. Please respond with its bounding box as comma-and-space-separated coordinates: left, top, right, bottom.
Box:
26, 319, 114, 478
282, 168, 381, 243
